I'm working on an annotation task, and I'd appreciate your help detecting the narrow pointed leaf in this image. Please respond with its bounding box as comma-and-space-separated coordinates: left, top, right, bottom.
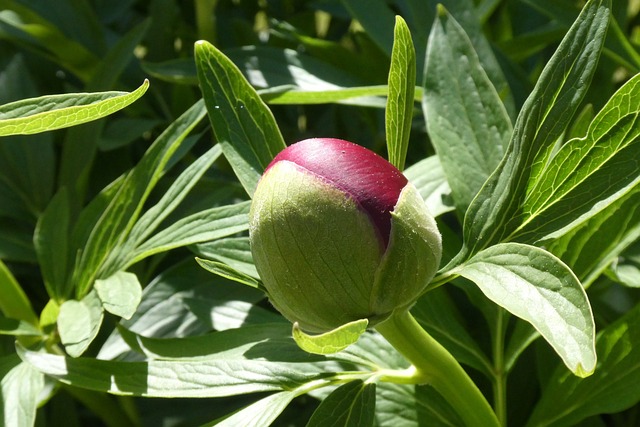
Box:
458, 0, 611, 261
195, 40, 286, 197
453, 243, 596, 376
514, 72, 640, 242
34, 187, 71, 300
0, 80, 149, 136
196, 258, 265, 292
386, 16, 416, 171
129, 201, 250, 265
293, 319, 368, 355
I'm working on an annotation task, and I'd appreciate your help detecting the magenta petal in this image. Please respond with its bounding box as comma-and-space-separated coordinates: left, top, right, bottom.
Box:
266, 138, 408, 246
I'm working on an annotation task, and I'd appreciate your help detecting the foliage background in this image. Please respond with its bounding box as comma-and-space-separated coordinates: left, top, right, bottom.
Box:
1, 0, 640, 426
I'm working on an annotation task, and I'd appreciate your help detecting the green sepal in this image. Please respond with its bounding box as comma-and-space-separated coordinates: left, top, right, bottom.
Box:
292, 318, 369, 355
372, 184, 442, 313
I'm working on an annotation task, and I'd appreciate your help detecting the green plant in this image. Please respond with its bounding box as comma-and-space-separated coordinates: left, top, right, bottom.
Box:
1, 0, 640, 426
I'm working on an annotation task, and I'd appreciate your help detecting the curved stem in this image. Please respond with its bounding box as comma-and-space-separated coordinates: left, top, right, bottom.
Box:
375, 310, 500, 427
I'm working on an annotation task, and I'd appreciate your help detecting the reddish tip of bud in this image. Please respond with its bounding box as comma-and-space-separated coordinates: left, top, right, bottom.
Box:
266, 138, 408, 246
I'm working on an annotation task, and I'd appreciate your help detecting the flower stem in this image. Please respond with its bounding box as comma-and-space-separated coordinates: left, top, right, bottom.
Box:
375, 310, 500, 427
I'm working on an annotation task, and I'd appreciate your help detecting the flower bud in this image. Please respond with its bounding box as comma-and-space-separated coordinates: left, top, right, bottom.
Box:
249, 138, 442, 332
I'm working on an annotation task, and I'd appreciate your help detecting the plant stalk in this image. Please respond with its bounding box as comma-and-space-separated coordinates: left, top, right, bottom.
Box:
375, 310, 500, 427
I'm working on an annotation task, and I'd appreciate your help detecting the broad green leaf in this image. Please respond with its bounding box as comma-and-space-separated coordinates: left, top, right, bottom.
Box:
33, 187, 71, 301
526, 302, 640, 427
195, 258, 265, 292
72, 100, 207, 297
195, 40, 286, 197
216, 390, 298, 427
403, 155, 454, 217
456, 0, 611, 263
292, 319, 369, 355
0, 355, 44, 427
307, 380, 376, 427
0, 260, 37, 325
453, 243, 596, 377
386, 16, 416, 171
0, 80, 149, 136
94, 271, 142, 320
17, 343, 328, 397
193, 236, 258, 278
424, 6, 512, 214
513, 72, 640, 243
128, 200, 250, 265
58, 289, 104, 357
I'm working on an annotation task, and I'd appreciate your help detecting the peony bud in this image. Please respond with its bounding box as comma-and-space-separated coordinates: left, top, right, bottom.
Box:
249, 138, 442, 332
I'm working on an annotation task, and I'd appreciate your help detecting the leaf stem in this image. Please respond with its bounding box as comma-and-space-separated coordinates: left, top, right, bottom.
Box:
375, 310, 500, 427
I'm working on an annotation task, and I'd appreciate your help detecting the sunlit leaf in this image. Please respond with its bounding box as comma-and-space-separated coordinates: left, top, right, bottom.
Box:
453, 243, 596, 376
0, 80, 149, 136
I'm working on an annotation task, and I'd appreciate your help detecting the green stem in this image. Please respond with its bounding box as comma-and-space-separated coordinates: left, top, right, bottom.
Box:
492, 309, 508, 427
375, 310, 500, 427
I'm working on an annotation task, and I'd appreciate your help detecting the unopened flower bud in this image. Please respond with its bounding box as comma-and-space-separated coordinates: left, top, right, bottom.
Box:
249, 138, 442, 332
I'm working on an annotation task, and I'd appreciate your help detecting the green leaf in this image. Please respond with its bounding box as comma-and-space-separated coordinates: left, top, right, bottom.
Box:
128, 200, 250, 265
58, 289, 104, 357
307, 380, 376, 427
0, 355, 44, 427
192, 236, 258, 278
263, 86, 395, 107
423, 6, 512, 214
526, 302, 640, 427
17, 343, 327, 397
0, 314, 40, 336
97, 260, 272, 360
0, 80, 149, 136
386, 16, 416, 171
292, 319, 369, 355
72, 99, 207, 297
34, 187, 71, 301
195, 258, 265, 292
102, 144, 223, 273
456, 0, 611, 262
216, 390, 298, 427
403, 155, 453, 217
548, 185, 640, 287
453, 243, 596, 377
0, 260, 38, 325
116, 323, 303, 361
195, 40, 286, 198
94, 271, 142, 320
514, 72, 640, 243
